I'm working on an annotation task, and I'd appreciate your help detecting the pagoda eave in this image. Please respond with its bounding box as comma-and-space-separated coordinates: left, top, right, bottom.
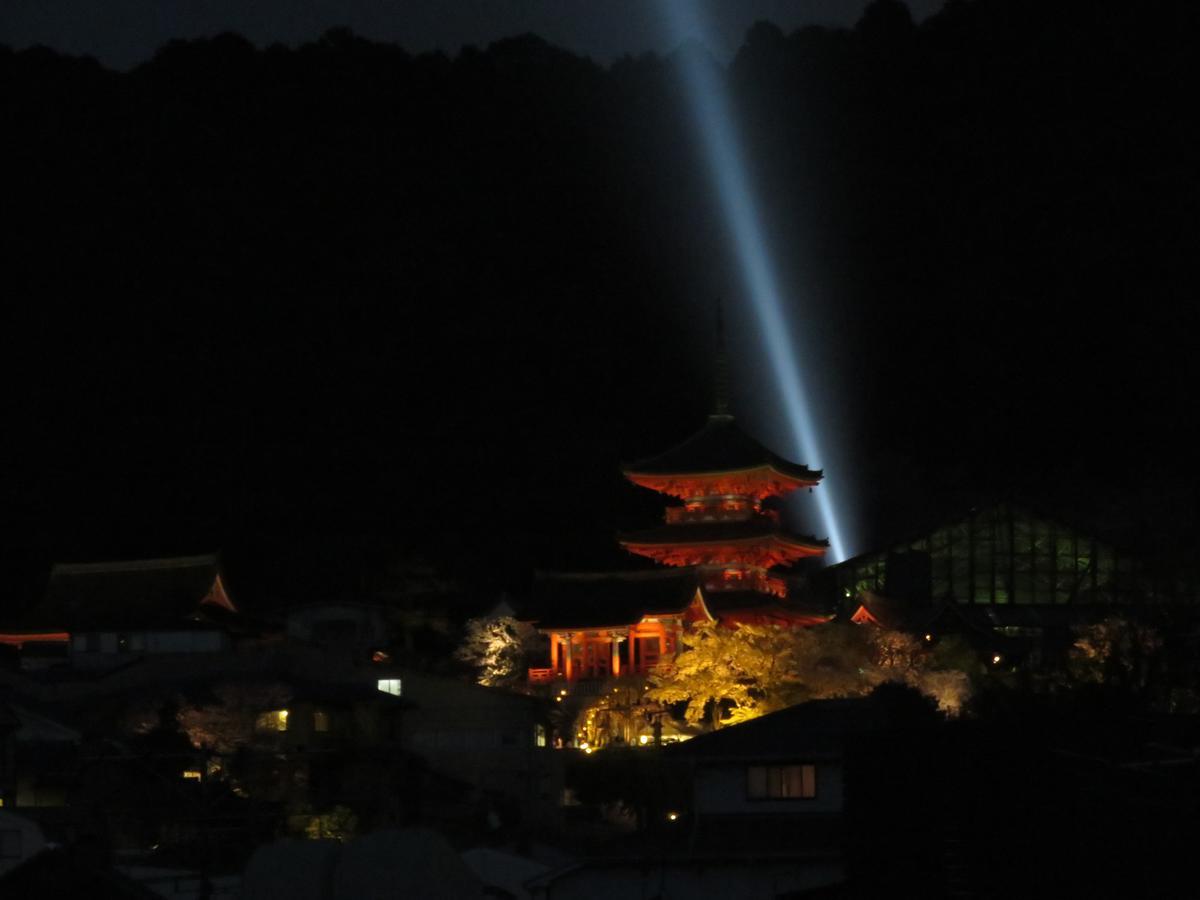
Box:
623, 465, 821, 501
620, 534, 827, 569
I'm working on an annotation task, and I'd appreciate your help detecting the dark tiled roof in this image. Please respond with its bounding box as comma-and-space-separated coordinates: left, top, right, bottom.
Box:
704, 592, 835, 625
623, 414, 820, 481
20, 555, 231, 631
0, 847, 162, 898
523, 569, 700, 630
620, 519, 827, 550
523, 570, 833, 630
667, 698, 887, 762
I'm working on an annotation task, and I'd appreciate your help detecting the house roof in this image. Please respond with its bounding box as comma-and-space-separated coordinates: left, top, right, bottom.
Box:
17, 555, 235, 632
667, 698, 888, 762
623, 415, 821, 482
0, 847, 162, 898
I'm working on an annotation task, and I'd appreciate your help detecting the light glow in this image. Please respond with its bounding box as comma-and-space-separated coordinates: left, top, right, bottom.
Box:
377, 678, 403, 696
661, 0, 848, 561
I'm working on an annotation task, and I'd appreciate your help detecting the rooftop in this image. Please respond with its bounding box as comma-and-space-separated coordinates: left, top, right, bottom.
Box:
623, 414, 821, 498
14, 554, 235, 632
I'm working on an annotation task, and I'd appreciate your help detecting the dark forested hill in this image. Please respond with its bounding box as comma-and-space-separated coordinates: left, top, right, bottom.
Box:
2, 0, 1197, 605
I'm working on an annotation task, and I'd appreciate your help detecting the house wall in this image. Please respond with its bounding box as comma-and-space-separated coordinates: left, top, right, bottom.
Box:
693, 761, 844, 816
0, 811, 47, 876
286, 604, 389, 648
396, 671, 560, 823
69, 630, 228, 666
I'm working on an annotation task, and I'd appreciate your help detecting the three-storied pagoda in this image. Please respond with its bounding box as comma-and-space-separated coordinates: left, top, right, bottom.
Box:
528, 400, 831, 685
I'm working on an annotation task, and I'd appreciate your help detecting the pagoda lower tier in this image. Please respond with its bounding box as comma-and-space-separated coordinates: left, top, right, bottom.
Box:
523, 568, 832, 684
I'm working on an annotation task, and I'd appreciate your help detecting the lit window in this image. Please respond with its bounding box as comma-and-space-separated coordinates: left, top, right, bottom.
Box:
254, 709, 289, 732
747, 764, 816, 800
182, 770, 202, 780
377, 678, 402, 696
314, 710, 330, 733
534, 723, 547, 748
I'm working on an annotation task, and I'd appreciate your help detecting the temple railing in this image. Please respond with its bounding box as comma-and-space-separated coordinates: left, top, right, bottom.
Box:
702, 571, 787, 598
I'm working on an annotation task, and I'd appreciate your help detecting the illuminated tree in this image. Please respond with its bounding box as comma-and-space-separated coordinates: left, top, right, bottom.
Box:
648, 621, 976, 727
455, 615, 541, 688
176, 681, 294, 754
1069, 616, 1162, 690
647, 621, 813, 727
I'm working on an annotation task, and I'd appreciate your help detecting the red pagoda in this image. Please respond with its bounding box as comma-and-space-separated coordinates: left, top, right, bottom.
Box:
528, 406, 831, 685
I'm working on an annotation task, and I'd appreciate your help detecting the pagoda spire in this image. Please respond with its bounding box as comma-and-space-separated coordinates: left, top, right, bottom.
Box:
714, 298, 732, 418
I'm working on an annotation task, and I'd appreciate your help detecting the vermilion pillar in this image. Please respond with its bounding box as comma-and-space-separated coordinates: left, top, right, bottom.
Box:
564, 633, 574, 681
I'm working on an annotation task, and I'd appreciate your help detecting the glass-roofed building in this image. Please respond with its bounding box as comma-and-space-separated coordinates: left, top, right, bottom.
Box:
814, 503, 1195, 622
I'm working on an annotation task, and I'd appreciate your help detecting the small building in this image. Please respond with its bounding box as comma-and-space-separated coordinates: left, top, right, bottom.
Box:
811, 502, 1200, 664
0, 701, 81, 810
0, 555, 240, 671
667, 698, 884, 830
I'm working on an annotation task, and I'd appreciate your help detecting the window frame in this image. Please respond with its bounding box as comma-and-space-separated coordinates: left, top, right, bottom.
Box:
745, 762, 818, 801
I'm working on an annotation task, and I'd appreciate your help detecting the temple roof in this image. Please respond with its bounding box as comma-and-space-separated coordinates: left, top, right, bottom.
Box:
524, 569, 701, 631
523, 568, 834, 632
622, 414, 821, 498
15, 554, 236, 632
705, 593, 834, 628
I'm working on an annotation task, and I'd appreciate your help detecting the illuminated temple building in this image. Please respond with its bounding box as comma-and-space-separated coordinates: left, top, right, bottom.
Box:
527, 410, 830, 684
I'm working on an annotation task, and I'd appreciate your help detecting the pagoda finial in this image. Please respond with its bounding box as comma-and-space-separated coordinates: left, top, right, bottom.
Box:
714, 297, 732, 417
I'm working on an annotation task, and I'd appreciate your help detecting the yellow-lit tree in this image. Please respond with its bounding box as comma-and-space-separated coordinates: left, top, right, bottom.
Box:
648, 621, 976, 727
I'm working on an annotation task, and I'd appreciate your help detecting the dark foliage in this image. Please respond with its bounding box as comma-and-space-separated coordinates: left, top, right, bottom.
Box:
2, 0, 1197, 606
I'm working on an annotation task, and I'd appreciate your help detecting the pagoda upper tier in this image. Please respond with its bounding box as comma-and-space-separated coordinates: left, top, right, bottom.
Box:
622, 413, 822, 501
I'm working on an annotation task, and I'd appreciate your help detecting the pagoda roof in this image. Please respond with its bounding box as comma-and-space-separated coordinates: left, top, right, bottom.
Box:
14, 554, 237, 632
623, 414, 821, 498
523, 569, 704, 631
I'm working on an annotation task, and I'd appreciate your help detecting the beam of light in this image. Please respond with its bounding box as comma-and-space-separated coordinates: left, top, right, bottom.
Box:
661, 0, 848, 562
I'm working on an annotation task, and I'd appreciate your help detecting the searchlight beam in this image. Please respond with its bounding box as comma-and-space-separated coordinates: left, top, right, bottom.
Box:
662, 0, 848, 562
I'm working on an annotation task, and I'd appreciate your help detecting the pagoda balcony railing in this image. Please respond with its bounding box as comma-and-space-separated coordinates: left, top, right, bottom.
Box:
664, 507, 780, 525
703, 570, 787, 598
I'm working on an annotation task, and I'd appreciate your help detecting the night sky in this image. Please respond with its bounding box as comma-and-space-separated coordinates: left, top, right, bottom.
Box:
2, 0, 1197, 611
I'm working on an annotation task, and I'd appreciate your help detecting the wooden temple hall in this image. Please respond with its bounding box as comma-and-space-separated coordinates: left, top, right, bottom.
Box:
526, 410, 831, 685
